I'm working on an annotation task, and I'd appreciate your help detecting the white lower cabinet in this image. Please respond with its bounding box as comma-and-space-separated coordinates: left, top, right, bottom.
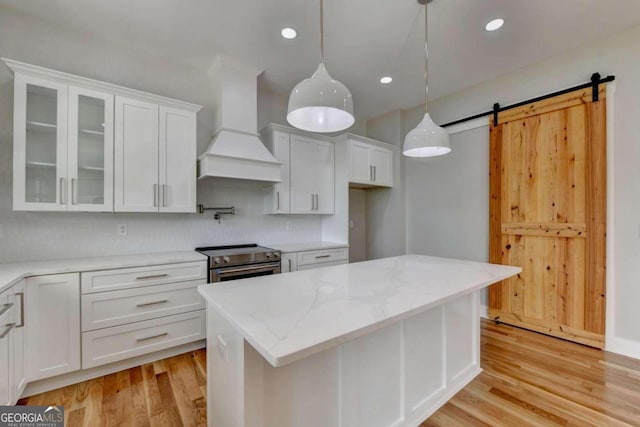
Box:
0, 288, 13, 405
81, 280, 205, 331
80, 261, 207, 369
11, 280, 26, 401
281, 253, 298, 273
26, 273, 81, 382
82, 311, 205, 369
4, 259, 206, 401
281, 247, 348, 272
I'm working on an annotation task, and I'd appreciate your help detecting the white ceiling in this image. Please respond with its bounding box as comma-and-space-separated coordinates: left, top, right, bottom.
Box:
2, 0, 640, 120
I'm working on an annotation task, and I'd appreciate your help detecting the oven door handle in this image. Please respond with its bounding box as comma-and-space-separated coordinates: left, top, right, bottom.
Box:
216, 263, 281, 276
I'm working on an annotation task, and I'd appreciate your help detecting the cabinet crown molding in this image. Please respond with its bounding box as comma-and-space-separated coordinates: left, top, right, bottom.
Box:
334, 133, 395, 150
2, 58, 203, 113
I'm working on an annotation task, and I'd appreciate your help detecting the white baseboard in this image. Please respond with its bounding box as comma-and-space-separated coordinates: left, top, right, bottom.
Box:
606, 336, 640, 360
21, 340, 206, 399
479, 303, 489, 320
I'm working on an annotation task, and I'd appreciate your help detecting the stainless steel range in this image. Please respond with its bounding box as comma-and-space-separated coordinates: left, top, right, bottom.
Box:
196, 244, 281, 283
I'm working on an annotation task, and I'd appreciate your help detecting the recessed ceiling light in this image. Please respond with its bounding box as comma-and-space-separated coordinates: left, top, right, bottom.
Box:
281, 27, 297, 39
485, 18, 504, 32
380, 76, 393, 84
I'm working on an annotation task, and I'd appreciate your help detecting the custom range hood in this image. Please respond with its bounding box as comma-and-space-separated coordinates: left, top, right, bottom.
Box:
198, 55, 281, 182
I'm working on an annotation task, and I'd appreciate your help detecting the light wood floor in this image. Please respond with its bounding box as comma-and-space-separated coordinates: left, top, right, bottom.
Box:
19, 319, 640, 426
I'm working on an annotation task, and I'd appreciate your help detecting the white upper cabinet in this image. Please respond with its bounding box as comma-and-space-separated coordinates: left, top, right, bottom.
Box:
114, 97, 159, 212
159, 106, 197, 213
68, 86, 114, 211
290, 135, 320, 214
370, 145, 392, 187
344, 135, 393, 188
13, 76, 116, 212
262, 125, 335, 215
314, 140, 335, 214
115, 100, 199, 213
262, 129, 291, 214
12, 74, 69, 211
5, 58, 202, 213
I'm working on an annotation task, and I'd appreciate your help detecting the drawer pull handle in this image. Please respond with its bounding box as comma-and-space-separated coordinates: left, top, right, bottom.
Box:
135, 274, 169, 280
136, 299, 169, 308
136, 332, 168, 342
15, 293, 24, 328
0, 303, 13, 318
314, 255, 331, 259
0, 323, 16, 339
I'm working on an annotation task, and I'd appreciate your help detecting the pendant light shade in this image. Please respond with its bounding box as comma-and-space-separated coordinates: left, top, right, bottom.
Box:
403, 0, 450, 158
287, 0, 355, 133
403, 113, 450, 157
287, 63, 354, 133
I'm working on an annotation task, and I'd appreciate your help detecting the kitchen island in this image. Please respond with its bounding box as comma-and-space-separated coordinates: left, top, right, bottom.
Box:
198, 255, 520, 427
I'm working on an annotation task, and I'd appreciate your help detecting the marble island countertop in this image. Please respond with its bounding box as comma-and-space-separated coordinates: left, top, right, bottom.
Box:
198, 254, 521, 367
0, 251, 207, 294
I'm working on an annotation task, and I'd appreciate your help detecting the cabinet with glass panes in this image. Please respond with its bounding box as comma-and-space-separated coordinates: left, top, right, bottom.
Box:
12, 74, 113, 211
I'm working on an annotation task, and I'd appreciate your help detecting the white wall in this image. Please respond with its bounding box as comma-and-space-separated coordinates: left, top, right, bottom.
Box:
403, 24, 640, 358
348, 189, 367, 262
0, 7, 322, 262
365, 111, 406, 259
405, 126, 489, 262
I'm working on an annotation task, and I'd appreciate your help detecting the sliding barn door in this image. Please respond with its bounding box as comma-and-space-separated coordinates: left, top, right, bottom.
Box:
488, 86, 606, 348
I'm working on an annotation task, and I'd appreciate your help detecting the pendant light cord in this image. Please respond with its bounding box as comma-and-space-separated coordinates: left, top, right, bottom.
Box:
424, 1, 429, 113
320, 0, 324, 63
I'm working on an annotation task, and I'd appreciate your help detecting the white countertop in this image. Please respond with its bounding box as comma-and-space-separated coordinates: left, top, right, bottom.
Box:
262, 241, 348, 253
0, 251, 207, 294
198, 255, 520, 367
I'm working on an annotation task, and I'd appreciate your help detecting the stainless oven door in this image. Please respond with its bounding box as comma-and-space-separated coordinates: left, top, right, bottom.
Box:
211, 262, 281, 283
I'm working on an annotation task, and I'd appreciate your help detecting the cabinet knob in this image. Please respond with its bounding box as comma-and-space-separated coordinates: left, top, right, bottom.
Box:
223, 256, 231, 263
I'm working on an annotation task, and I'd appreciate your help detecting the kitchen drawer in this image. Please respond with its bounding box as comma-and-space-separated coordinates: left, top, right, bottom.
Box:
82, 310, 205, 369
297, 259, 348, 271
297, 248, 348, 266
81, 261, 207, 294
81, 280, 206, 331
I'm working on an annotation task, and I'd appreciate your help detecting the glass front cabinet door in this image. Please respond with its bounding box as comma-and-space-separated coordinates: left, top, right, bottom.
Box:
12, 73, 114, 211
13, 75, 68, 211
67, 87, 114, 211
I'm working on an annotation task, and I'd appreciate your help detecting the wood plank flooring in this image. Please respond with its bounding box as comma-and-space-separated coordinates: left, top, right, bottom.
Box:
423, 320, 640, 426
17, 350, 207, 427
18, 319, 640, 426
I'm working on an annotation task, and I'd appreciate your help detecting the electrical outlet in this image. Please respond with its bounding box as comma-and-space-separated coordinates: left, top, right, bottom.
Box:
217, 335, 228, 361
117, 224, 128, 236
286, 221, 292, 231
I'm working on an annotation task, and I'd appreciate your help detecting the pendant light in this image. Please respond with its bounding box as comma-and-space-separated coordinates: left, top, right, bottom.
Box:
287, 0, 354, 133
403, 0, 451, 157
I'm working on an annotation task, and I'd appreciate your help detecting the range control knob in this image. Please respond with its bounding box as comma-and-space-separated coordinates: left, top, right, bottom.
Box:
213, 257, 221, 264
266, 252, 272, 258
223, 256, 231, 263
273, 252, 280, 258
